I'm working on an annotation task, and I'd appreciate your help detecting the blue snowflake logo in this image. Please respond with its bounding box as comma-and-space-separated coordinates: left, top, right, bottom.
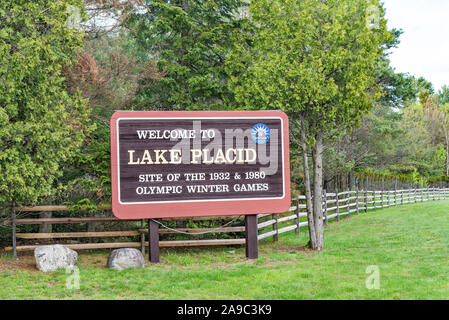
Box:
251, 124, 271, 144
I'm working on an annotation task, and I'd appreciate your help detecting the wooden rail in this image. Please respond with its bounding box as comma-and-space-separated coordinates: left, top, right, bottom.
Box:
3, 215, 243, 225
4, 187, 449, 253
4, 214, 248, 252
256, 187, 449, 243
5, 239, 247, 252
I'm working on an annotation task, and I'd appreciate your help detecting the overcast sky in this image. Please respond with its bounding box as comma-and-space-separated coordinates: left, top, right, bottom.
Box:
382, 0, 449, 91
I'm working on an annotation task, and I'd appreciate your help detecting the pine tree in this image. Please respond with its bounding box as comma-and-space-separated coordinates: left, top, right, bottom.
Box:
0, 0, 92, 206
127, 0, 245, 111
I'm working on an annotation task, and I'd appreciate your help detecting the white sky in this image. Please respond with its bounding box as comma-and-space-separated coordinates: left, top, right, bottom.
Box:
382, 0, 449, 91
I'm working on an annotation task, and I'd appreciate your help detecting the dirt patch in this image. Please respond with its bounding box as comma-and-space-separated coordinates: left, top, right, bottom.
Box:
77, 253, 108, 268
0, 251, 109, 273
0, 254, 39, 274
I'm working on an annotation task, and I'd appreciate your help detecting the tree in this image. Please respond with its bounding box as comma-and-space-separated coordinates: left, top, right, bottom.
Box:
323, 27, 419, 190
422, 101, 449, 176
416, 77, 434, 106
322, 105, 403, 190
437, 85, 449, 105
126, 0, 245, 111
398, 102, 439, 177
82, 0, 147, 39
226, 0, 392, 250
0, 0, 92, 207
374, 29, 417, 109
439, 104, 449, 176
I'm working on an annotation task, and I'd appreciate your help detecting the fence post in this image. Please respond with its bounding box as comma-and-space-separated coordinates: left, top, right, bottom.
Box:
336, 189, 340, 222
373, 191, 377, 212
272, 214, 278, 242
140, 219, 145, 256
414, 188, 417, 203
381, 189, 384, 209
421, 188, 424, 202
401, 189, 404, 205
12, 206, 17, 259
387, 190, 391, 208
355, 187, 359, 215
364, 190, 368, 213
433, 187, 436, 201
294, 198, 300, 235
394, 188, 397, 206
245, 215, 258, 259
323, 190, 328, 227
149, 219, 160, 263
347, 188, 350, 217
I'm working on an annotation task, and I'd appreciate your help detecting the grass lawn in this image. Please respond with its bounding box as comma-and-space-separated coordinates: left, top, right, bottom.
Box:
1, 200, 448, 300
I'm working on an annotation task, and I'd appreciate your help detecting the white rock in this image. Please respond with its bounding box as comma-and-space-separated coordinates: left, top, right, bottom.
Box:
107, 248, 145, 270
34, 245, 78, 272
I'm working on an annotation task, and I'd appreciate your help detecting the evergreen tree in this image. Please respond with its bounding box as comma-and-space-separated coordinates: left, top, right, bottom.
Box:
126, 0, 245, 111
226, 0, 392, 250
0, 0, 92, 206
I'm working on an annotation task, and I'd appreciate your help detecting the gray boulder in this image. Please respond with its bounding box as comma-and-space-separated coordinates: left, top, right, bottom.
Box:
34, 245, 78, 272
107, 248, 145, 270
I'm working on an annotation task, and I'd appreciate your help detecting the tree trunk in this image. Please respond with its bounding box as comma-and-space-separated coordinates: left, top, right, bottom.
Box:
312, 133, 324, 251
299, 118, 316, 248
446, 137, 449, 176
39, 212, 52, 234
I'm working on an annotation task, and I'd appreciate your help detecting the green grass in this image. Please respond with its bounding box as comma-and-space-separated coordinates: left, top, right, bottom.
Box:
1, 200, 449, 299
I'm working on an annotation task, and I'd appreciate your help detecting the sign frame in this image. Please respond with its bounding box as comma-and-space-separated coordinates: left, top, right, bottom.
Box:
110, 110, 290, 219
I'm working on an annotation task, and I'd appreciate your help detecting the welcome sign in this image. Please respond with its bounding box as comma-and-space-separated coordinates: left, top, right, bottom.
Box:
110, 111, 290, 219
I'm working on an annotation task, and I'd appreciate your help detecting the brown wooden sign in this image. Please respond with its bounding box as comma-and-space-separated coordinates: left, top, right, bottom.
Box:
110, 111, 290, 219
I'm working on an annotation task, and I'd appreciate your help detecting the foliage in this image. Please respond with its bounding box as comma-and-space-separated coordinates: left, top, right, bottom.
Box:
61, 30, 159, 207
57, 0, 249, 208
416, 76, 434, 106
329, 83, 449, 188
226, 0, 392, 250
437, 85, 449, 105
227, 0, 391, 137
126, 0, 245, 111
0, 0, 93, 206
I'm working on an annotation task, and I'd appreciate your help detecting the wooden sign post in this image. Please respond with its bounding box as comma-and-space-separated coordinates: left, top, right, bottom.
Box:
245, 215, 258, 259
148, 219, 159, 263
110, 111, 290, 262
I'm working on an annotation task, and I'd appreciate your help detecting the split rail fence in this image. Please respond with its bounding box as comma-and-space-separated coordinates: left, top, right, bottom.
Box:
4, 188, 449, 255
